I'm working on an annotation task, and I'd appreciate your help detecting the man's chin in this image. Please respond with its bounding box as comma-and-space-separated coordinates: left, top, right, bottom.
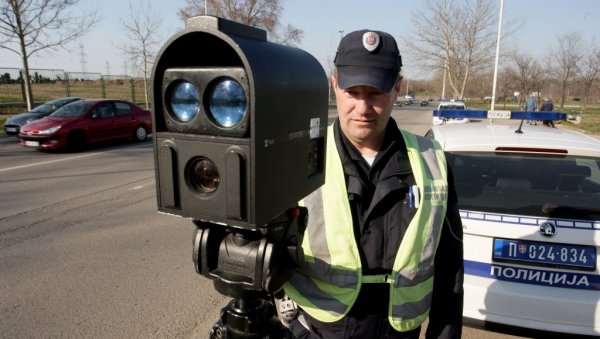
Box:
350, 128, 379, 142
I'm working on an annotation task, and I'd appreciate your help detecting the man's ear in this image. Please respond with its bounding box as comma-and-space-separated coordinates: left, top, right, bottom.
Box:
394, 76, 403, 93
331, 73, 338, 90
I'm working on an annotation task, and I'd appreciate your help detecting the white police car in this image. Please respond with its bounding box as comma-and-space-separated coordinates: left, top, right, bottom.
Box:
432, 100, 470, 125
427, 110, 600, 336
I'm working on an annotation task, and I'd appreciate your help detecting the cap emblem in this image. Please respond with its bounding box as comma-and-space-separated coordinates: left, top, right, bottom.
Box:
362, 31, 380, 52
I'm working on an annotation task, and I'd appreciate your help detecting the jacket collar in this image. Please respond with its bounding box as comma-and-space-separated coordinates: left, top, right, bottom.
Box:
333, 118, 411, 178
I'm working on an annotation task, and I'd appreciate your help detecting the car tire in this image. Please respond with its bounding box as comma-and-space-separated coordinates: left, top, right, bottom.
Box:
134, 126, 147, 142
66, 131, 87, 152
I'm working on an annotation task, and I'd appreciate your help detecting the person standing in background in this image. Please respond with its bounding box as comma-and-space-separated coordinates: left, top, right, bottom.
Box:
540, 98, 555, 127
524, 95, 538, 125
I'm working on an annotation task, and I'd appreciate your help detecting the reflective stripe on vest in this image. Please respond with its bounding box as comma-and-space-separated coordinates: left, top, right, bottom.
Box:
389, 132, 447, 332
284, 125, 448, 332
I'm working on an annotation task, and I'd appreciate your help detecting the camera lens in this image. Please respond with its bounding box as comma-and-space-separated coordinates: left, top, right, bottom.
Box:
208, 78, 246, 127
188, 158, 220, 194
169, 81, 200, 123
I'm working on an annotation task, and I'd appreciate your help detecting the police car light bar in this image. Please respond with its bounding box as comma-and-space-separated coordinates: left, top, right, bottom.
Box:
433, 109, 567, 121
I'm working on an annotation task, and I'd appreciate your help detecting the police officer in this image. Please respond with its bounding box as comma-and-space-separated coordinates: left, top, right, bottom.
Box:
281, 29, 463, 338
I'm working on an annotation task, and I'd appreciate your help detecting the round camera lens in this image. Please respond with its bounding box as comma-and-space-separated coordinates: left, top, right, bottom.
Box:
189, 158, 220, 194
208, 78, 247, 127
169, 81, 200, 123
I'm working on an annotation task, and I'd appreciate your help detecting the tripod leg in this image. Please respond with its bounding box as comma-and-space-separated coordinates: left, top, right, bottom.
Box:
209, 298, 292, 339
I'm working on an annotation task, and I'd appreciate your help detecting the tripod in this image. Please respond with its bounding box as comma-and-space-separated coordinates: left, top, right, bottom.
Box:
192, 207, 307, 339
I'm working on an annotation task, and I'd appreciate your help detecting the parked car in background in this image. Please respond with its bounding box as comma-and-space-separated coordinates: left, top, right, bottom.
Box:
420, 100, 429, 106
19, 99, 151, 150
427, 110, 600, 337
3, 97, 81, 136
432, 99, 469, 125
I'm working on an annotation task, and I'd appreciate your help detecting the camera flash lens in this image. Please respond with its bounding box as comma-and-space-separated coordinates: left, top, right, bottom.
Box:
208, 78, 246, 127
170, 81, 200, 123
188, 158, 220, 194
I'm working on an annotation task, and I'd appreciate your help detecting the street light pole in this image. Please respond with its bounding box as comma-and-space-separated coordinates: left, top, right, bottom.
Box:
442, 59, 447, 100
434, 26, 448, 100
490, 0, 505, 113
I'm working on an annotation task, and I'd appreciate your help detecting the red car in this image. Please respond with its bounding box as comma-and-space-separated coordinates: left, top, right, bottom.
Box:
19, 99, 152, 150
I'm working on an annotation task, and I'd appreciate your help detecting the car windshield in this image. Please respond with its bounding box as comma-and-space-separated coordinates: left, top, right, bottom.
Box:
50, 101, 93, 117
447, 152, 600, 220
30, 98, 75, 114
30, 103, 56, 114
439, 104, 465, 110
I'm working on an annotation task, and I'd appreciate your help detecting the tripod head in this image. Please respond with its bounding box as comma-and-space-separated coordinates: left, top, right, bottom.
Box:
193, 207, 307, 338
193, 207, 308, 299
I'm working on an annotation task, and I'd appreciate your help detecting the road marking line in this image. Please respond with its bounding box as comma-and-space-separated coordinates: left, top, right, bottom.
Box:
0, 153, 100, 173
0, 144, 149, 173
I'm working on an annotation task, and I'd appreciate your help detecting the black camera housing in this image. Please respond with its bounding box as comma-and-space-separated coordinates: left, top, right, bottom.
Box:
151, 16, 328, 229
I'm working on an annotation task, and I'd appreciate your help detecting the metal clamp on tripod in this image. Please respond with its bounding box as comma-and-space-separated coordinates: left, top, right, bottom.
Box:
193, 207, 307, 338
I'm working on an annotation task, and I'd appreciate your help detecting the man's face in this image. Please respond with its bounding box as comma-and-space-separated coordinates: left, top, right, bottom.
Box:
332, 74, 401, 151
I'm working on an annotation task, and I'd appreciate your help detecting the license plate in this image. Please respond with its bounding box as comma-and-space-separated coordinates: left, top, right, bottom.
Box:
488, 110, 511, 119
493, 238, 596, 271
6, 127, 17, 132
25, 140, 39, 147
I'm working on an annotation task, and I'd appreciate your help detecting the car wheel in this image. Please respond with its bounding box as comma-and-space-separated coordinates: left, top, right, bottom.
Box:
134, 126, 147, 142
66, 131, 87, 152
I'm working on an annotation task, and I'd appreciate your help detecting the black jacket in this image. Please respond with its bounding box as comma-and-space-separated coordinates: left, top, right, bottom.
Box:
301, 119, 463, 339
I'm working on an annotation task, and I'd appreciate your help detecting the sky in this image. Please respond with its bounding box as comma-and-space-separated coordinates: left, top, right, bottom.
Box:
1, 0, 598, 80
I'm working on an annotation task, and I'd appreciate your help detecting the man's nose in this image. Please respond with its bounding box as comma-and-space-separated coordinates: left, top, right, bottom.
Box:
354, 97, 371, 114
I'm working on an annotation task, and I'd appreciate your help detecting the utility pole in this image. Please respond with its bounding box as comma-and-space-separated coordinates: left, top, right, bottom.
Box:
79, 43, 88, 73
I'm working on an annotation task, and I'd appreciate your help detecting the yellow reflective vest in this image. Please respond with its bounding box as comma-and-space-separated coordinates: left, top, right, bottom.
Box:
284, 125, 448, 332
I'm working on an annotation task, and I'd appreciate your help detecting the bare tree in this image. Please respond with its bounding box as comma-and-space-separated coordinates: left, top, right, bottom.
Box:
269, 23, 303, 47
549, 32, 583, 109
577, 42, 600, 108
117, 0, 163, 109
178, 0, 303, 46
507, 52, 544, 106
496, 69, 514, 107
406, 0, 518, 99
0, 0, 101, 110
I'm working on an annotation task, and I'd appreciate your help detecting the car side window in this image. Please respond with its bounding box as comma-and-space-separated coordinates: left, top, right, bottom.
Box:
94, 103, 115, 118
115, 102, 132, 116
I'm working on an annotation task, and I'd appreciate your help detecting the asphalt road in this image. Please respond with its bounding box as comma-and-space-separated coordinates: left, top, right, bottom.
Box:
0, 105, 522, 338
